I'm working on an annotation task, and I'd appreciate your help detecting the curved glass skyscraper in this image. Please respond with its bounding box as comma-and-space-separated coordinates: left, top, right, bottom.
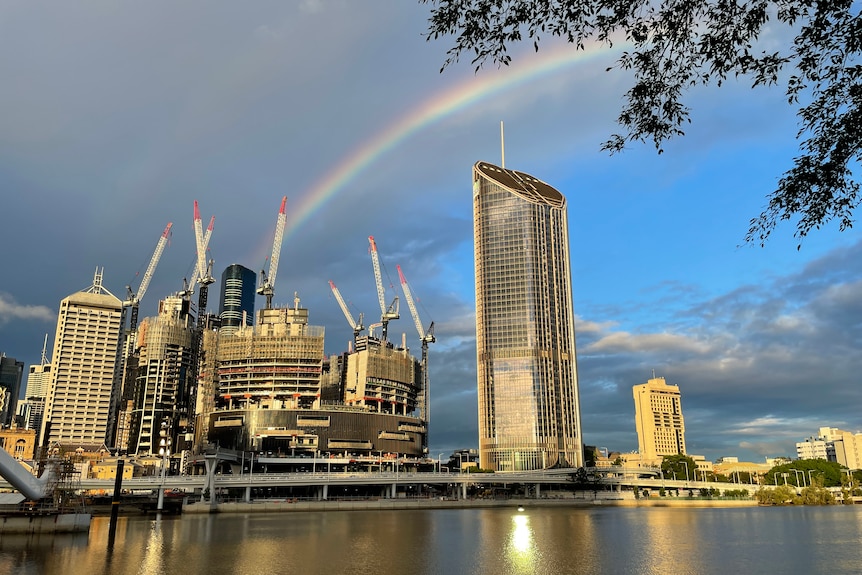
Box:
219, 264, 256, 335
473, 161, 583, 471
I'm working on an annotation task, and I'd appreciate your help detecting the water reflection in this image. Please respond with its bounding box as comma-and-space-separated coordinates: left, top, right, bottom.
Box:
2, 506, 862, 574
506, 513, 536, 575
140, 516, 166, 575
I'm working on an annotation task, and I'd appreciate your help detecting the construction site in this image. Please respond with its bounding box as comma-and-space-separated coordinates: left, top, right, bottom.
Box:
106, 197, 435, 472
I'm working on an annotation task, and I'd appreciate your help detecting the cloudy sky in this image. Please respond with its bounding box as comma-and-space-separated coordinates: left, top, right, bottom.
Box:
1, 1, 859, 463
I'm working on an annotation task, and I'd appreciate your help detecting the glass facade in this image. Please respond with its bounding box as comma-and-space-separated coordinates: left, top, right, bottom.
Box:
473, 161, 582, 471
219, 264, 256, 334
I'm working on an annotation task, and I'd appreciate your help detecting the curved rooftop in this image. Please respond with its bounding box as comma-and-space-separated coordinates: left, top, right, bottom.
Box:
474, 161, 565, 208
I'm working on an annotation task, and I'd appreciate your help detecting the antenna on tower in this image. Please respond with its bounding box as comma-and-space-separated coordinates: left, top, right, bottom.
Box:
500, 121, 505, 168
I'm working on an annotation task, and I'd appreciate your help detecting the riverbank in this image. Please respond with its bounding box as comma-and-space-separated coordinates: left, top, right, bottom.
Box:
181, 495, 759, 514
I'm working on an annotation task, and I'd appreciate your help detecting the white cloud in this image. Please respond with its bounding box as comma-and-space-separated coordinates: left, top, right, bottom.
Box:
0, 294, 54, 323
585, 331, 711, 354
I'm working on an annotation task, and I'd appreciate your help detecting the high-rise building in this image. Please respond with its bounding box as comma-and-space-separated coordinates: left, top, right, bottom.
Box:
41, 269, 123, 448
18, 336, 52, 442
0, 354, 24, 427
633, 376, 687, 460
127, 294, 197, 456
218, 264, 256, 335
473, 160, 583, 471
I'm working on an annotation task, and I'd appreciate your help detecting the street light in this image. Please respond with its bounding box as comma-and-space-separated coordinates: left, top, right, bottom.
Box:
437, 453, 444, 474
788, 469, 803, 488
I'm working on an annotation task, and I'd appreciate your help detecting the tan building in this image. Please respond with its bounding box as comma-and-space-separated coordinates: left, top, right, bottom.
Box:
633, 376, 686, 460
41, 269, 124, 447
0, 426, 37, 460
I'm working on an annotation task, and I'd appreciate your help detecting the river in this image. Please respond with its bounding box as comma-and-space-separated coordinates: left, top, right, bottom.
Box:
2, 505, 861, 575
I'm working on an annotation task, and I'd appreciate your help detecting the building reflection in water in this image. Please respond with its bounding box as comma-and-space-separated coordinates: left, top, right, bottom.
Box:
139, 516, 166, 575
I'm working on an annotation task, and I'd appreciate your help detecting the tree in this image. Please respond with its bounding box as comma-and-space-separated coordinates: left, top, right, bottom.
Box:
423, 1, 862, 245
661, 454, 697, 481
766, 459, 845, 487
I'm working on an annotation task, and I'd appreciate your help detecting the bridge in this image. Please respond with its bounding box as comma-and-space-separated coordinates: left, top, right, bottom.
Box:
1, 466, 757, 507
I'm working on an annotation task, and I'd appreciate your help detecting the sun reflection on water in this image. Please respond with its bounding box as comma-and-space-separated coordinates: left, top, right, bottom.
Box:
505, 512, 537, 574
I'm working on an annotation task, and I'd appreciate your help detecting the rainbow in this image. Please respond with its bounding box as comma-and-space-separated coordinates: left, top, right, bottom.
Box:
284, 40, 622, 242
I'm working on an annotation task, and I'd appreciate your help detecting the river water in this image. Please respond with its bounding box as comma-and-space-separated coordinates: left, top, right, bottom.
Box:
2, 505, 862, 575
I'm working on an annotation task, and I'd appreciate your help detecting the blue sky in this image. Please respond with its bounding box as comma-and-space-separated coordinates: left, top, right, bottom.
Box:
0, 1, 859, 463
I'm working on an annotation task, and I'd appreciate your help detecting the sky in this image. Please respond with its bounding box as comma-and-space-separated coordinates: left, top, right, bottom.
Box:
0, 1, 860, 464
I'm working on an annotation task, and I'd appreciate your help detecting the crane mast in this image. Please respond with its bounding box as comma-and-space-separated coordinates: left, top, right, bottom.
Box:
329, 280, 364, 343
368, 236, 399, 341
257, 196, 287, 310
396, 265, 435, 440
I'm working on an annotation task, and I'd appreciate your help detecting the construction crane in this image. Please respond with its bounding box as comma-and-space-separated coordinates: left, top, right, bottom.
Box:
125, 222, 173, 332
368, 236, 399, 341
193, 201, 215, 327
397, 264, 435, 437
329, 280, 364, 343
257, 196, 287, 310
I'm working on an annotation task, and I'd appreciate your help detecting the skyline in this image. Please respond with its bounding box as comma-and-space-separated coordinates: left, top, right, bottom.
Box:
1, 2, 860, 463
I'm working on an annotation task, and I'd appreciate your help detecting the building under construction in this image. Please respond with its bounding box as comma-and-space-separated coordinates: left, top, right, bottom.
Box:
200, 297, 426, 459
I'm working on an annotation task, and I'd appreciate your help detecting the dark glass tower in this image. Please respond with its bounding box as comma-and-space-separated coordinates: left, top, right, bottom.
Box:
218, 264, 256, 335
473, 161, 583, 471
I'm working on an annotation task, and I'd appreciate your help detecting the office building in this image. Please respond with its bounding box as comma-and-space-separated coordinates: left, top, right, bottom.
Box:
19, 336, 51, 442
473, 160, 583, 471
41, 269, 124, 448
0, 354, 24, 427
218, 264, 256, 335
633, 376, 687, 460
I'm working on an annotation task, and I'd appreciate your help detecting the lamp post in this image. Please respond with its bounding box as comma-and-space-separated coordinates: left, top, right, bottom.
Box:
683, 461, 690, 483
809, 469, 817, 487
437, 453, 444, 474
157, 418, 171, 512
788, 469, 802, 488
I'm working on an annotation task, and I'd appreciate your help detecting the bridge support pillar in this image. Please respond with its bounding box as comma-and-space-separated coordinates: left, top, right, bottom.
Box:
390, 483, 397, 498
203, 455, 219, 510
321, 484, 328, 501
461, 482, 467, 500
245, 486, 251, 503
535, 483, 540, 499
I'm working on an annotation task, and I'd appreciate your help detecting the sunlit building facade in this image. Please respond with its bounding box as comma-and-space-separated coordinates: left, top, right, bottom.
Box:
473, 161, 583, 471
41, 269, 124, 447
633, 376, 686, 459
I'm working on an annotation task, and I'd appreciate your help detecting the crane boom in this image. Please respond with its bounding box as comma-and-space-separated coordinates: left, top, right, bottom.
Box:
329, 280, 364, 338
258, 196, 287, 309
192, 203, 215, 330
193, 201, 207, 283
125, 222, 173, 332
397, 265, 425, 341
137, 222, 172, 304
368, 236, 399, 340
368, 236, 387, 316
